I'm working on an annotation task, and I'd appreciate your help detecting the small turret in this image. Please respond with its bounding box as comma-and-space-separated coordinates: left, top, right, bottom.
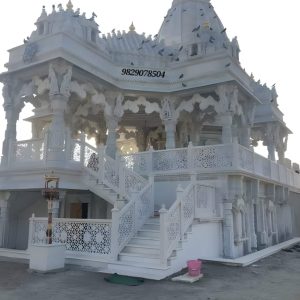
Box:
28, 2, 103, 48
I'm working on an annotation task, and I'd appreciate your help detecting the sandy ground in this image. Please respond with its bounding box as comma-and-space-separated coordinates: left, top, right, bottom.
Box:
0, 245, 300, 300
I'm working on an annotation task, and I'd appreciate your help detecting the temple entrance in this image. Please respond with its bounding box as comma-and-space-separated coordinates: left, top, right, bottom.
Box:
70, 203, 89, 219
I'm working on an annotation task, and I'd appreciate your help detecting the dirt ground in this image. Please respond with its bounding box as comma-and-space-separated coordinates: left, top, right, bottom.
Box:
0, 244, 300, 300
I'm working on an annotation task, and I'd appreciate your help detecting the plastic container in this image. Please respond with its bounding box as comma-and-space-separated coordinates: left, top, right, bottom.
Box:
187, 259, 202, 277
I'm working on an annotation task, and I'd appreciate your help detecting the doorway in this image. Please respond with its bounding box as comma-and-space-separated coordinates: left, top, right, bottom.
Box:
70, 203, 89, 219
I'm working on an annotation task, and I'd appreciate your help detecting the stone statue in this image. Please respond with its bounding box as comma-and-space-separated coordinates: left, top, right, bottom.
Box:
231, 36, 240, 60
113, 93, 124, 118
271, 85, 278, 106
48, 64, 59, 96
216, 85, 230, 113
60, 66, 73, 97
161, 97, 173, 121
229, 86, 239, 113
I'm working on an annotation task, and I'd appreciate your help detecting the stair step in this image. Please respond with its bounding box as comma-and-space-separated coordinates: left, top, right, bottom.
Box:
146, 217, 160, 224
137, 229, 160, 238
123, 244, 160, 255
130, 237, 160, 246
102, 187, 115, 193
119, 253, 160, 264
142, 223, 160, 230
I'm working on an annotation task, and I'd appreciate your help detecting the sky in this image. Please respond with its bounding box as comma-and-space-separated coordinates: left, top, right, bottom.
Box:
0, 0, 299, 164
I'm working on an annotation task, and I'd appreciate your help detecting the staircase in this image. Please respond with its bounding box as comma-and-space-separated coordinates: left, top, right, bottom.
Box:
119, 217, 161, 265
108, 216, 176, 280
107, 215, 197, 280
83, 176, 118, 205
74, 141, 220, 279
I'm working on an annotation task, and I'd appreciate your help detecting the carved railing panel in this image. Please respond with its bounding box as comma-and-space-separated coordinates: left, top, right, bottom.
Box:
239, 146, 254, 171
164, 204, 181, 257
124, 168, 148, 198
153, 148, 188, 172
70, 141, 81, 162
192, 145, 233, 169
84, 143, 98, 168
14, 139, 45, 162
115, 183, 154, 254
160, 183, 216, 264
123, 153, 150, 173
103, 155, 120, 191
31, 218, 112, 256
7, 136, 300, 190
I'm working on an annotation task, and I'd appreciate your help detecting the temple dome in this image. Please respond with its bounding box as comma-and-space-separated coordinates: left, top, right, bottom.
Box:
157, 0, 228, 48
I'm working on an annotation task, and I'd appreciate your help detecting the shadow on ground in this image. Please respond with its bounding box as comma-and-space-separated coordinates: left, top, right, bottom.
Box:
1, 245, 300, 300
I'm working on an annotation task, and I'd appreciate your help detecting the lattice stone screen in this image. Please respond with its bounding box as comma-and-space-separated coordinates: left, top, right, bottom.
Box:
31, 218, 112, 256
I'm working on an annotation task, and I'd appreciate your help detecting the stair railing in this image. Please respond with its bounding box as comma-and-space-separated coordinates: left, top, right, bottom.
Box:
159, 182, 216, 265
73, 140, 154, 260
111, 177, 154, 259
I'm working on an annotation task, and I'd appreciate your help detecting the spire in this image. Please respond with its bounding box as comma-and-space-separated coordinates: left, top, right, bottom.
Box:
158, 0, 228, 48
38, 5, 47, 21
129, 22, 136, 32
66, 0, 74, 12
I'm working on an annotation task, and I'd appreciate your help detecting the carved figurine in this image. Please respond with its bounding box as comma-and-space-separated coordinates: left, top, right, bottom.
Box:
231, 36, 240, 60
113, 93, 124, 118
161, 97, 173, 120
271, 85, 278, 106
48, 64, 59, 96
60, 66, 73, 97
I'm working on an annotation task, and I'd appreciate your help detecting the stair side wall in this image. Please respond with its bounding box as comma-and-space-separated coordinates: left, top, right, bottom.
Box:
171, 220, 223, 273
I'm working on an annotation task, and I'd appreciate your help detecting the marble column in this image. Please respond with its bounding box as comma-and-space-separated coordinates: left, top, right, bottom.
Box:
220, 112, 233, 144
258, 198, 268, 246
47, 95, 68, 162
267, 144, 276, 161
164, 120, 177, 149
105, 116, 119, 159
1, 104, 19, 166
223, 202, 235, 258
250, 202, 258, 250
240, 126, 251, 148
0, 192, 10, 248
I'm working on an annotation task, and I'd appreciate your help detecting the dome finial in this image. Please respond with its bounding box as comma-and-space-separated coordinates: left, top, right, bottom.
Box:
66, 0, 74, 12
38, 5, 47, 20
129, 22, 136, 32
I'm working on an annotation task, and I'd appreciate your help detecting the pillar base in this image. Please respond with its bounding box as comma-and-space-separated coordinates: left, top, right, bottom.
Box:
29, 244, 65, 273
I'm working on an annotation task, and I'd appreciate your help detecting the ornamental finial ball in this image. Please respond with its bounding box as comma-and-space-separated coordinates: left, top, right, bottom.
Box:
66, 0, 73, 11
129, 22, 135, 32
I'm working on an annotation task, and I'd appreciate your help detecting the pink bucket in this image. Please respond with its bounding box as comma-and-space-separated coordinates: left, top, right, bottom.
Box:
187, 260, 202, 277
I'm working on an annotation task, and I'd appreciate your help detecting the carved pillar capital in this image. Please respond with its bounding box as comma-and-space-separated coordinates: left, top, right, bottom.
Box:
48, 63, 73, 97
